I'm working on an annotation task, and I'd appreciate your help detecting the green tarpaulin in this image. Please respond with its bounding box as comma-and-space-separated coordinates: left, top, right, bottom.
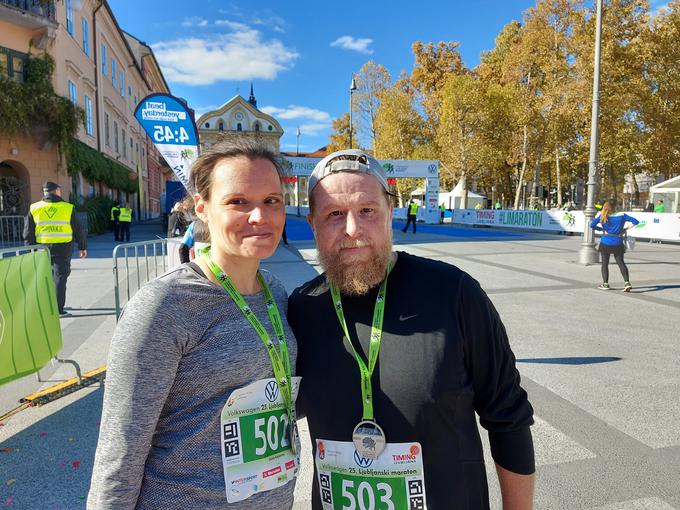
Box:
0, 250, 62, 386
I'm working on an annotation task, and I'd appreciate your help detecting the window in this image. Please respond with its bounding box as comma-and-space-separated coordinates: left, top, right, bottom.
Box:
122, 129, 127, 158
66, 0, 73, 36
111, 57, 116, 87
85, 96, 93, 135
101, 44, 107, 76
0, 48, 28, 82
114, 120, 119, 152
254, 122, 260, 132
104, 112, 110, 146
237, 123, 242, 131
82, 18, 89, 56
268, 125, 273, 131
218, 121, 224, 131
68, 80, 77, 105
135, 142, 139, 165
120, 70, 124, 96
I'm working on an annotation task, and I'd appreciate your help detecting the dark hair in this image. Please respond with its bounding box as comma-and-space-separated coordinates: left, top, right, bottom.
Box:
189, 139, 286, 200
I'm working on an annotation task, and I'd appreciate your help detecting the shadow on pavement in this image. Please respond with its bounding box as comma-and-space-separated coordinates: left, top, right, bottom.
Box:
631, 284, 680, 293
516, 356, 623, 365
0, 387, 103, 509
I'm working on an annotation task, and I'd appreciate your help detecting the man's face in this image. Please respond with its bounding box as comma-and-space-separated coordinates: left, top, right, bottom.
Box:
308, 172, 393, 295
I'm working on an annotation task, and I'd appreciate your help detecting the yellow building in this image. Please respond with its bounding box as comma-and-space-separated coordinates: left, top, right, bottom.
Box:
0, 0, 171, 219
197, 85, 283, 153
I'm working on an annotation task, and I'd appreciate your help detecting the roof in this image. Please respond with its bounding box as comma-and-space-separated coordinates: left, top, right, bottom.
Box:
196, 96, 283, 133
280, 147, 328, 158
650, 175, 680, 193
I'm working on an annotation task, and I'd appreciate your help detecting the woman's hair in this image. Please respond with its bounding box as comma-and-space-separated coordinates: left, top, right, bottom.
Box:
189, 139, 286, 200
600, 200, 614, 224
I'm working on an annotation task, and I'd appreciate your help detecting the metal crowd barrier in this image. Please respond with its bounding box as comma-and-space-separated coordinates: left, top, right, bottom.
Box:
112, 239, 170, 320
0, 215, 25, 248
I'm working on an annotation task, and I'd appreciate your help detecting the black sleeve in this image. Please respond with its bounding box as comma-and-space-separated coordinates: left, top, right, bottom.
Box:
178, 244, 190, 264
71, 210, 88, 250
23, 213, 36, 245
458, 274, 535, 474
112, 209, 120, 221
287, 289, 306, 420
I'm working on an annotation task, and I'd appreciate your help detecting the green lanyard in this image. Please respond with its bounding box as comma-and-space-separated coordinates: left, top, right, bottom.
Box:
329, 262, 392, 422
204, 252, 294, 421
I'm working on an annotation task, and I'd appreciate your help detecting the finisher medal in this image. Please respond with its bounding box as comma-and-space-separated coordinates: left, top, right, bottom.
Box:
352, 420, 386, 459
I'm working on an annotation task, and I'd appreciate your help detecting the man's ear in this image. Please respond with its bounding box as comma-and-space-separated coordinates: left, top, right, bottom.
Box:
307, 213, 315, 235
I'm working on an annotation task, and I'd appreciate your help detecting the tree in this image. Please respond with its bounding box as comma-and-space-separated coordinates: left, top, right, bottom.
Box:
352, 61, 391, 150
327, 113, 357, 153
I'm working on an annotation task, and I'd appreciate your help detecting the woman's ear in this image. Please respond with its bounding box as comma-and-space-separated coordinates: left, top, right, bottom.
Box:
194, 194, 208, 222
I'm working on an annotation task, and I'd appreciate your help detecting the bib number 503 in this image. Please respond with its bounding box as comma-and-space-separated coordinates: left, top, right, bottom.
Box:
254, 413, 290, 455
341, 480, 394, 510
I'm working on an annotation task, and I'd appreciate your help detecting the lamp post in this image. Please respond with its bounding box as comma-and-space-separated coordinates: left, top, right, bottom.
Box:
296, 125, 300, 156
349, 76, 357, 149
579, 0, 603, 265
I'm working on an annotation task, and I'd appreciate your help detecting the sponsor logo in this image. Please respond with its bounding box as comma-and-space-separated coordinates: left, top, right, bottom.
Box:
231, 474, 258, 486
285, 460, 296, 470
563, 212, 576, 226
392, 453, 418, 464
45, 206, 59, 218
428, 164, 437, 174
410, 444, 420, 456
353, 451, 373, 468
262, 466, 282, 478
383, 163, 395, 174
318, 442, 326, 460
265, 381, 279, 402
226, 397, 236, 407
399, 314, 417, 322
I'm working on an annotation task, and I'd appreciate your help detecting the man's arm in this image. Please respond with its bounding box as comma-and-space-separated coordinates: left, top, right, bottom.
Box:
70, 208, 88, 256
23, 213, 36, 245
496, 463, 535, 510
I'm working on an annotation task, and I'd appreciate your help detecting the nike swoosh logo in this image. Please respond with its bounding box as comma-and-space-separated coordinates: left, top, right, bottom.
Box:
399, 314, 417, 321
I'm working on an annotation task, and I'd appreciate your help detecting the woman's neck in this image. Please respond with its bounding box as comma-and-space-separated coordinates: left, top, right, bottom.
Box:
197, 251, 261, 295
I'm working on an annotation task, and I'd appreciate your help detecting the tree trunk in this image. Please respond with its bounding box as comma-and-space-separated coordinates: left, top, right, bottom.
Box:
514, 125, 528, 210
530, 141, 543, 209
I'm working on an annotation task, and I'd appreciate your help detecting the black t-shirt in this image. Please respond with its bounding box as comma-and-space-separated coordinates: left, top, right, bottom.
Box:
288, 251, 534, 510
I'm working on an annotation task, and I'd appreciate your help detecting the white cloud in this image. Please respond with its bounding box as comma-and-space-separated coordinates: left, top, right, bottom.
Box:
260, 105, 331, 122
152, 26, 299, 85
193, 104, 222, 120
330, 35, 374, 55
182, 16, 208, 27
296, 122, 332, 136
214, 19, 251, 31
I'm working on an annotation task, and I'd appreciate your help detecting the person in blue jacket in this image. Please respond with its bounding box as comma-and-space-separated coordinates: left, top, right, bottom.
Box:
589, 201, 639, 291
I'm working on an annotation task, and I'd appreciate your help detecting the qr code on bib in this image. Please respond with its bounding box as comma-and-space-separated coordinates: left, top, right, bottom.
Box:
319, 473, 332, 504
408, 479, 425, 510
223, 422, 240, 458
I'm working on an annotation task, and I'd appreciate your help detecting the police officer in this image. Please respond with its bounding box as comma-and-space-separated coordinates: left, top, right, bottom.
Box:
110, 201, 120, 241
402, 198, 419, 233
118, 201, 133, 242
439, 202, 446, 224
23, 181, 87, 318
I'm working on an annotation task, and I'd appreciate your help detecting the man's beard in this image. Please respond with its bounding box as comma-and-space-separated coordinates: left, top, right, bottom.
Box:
318, 230, 393, 296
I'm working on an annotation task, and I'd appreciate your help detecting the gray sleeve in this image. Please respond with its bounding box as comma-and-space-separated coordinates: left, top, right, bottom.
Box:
88, 280, 191, 510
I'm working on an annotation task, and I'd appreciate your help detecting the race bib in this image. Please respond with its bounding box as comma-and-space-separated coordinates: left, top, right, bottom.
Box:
315, 439, 427, 510
221, 377, 301, 502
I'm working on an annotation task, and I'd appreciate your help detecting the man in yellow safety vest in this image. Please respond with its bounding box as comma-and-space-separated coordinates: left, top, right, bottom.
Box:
118, 202, 133, 242
402, 199, 419, 233
110, 202, 121, 241
23, 181, 87, 318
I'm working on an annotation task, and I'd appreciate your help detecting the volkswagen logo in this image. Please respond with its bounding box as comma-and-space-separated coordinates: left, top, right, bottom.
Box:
353, 450, 373, 468
428, 164, 437, 174
265, 381, 280, 402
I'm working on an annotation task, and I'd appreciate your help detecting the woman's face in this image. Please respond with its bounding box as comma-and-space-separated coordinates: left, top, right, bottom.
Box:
195, 156, 285, 261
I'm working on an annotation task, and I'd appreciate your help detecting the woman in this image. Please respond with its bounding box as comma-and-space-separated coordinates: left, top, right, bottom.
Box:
89, 139, 299, 509
590, 201, 639, 291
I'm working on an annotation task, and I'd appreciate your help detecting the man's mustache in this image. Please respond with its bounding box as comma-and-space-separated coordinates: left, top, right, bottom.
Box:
337, 239, 373, 250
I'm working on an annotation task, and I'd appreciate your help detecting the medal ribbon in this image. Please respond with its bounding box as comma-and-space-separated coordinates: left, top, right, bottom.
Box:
204, 250, 294, 427
329, 262, 392, 422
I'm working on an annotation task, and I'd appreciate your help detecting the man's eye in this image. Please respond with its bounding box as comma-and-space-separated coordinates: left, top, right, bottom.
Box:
361, 208, 374, 214
329, 211, 343, 217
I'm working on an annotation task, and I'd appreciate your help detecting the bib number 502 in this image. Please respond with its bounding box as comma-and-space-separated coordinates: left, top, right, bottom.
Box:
341, 480, 394, 510
254, 413, 289, 455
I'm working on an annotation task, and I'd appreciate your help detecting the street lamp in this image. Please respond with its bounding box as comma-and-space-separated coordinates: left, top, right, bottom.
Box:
296, 125, 300, 156
349, 76, 357, 149
579, 0, 603, 265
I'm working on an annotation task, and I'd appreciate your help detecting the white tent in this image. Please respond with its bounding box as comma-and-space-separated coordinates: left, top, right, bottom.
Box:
649, 175, 680, 213
438, 180, 486, 209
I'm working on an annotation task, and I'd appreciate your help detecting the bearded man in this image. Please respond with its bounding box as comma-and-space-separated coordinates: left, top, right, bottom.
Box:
288, 149, 535, 510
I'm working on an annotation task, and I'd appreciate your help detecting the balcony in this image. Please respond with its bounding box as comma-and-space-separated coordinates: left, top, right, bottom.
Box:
0, 0, 57, 30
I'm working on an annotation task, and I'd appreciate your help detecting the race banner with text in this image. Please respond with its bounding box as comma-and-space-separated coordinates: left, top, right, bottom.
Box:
134, 94, 199, 188
0, 250, 62, 386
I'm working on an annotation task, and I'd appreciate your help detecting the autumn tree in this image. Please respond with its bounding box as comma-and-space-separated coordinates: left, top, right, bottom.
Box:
352, 61, 391, 150
327, 113, 357, 153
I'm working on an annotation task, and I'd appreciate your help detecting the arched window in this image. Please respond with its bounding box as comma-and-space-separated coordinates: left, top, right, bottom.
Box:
268, 125, 273, 131
204, 122, 210, 128
254, 122, 261, 132
218, 121, 224, 131
237, 123, 242, 131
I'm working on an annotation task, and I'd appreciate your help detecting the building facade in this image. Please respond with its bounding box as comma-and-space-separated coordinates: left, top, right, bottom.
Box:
0, 0, 172, 220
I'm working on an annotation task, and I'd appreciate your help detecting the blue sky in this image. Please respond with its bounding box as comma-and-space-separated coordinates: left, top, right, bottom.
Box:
110, 0, 670, 153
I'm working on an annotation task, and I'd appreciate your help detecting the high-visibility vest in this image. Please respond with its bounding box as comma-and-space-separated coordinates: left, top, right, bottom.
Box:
110, 206, 120, 220
119, 208, 132, 222
408, 202, 419, 215
440, 204, 445, 212
30, 200, 74, 244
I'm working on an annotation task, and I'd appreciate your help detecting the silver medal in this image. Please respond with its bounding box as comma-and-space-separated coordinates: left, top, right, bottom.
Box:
352, 420, 386, 459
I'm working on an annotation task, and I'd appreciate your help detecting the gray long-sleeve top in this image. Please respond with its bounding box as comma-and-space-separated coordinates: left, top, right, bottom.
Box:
88, 263, 297, 510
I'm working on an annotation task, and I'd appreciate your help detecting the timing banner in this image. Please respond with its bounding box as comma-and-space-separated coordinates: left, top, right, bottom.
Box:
0, 250, 62, 386
134, 93, 199, 187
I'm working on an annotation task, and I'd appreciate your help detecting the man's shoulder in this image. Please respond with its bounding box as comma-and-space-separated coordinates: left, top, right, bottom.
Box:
290, 272, 328, 301
395, 251, 468, 281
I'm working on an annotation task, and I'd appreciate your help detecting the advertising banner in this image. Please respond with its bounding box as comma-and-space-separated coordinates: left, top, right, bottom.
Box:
0, 250, 62, 386
281, 157, 439, 180
134, 94, 199, 188
451, 209, 680, 241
